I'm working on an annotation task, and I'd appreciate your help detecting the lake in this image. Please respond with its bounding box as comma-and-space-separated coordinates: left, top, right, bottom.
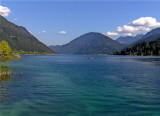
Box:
0, 55, 160, 116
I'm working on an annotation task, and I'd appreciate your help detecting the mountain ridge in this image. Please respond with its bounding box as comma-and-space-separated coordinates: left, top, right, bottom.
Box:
116, 34, 143, 45
50, 32, 125, 54
131, 28, 160, 46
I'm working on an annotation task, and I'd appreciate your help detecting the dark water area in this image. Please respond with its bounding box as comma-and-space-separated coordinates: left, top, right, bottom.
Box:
0, 55, 160, 116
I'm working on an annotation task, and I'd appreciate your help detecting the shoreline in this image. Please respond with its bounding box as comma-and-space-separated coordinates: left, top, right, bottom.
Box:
2, 55, 21, 61
21, 54, 56, 55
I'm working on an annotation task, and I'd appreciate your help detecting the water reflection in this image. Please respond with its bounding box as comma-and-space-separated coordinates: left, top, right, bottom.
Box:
0, 66, 11, 81
0, 65, 11, 103
125, 57, 160, 66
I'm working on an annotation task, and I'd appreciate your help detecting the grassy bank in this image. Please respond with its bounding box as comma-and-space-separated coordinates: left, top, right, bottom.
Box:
19, 51, 55, 55
2, 55, 21, 60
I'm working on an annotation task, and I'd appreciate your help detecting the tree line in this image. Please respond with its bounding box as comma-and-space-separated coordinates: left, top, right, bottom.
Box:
114, 38, 160, 56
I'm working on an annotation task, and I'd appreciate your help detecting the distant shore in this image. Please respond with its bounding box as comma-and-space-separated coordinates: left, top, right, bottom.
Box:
22, 53, 55, 55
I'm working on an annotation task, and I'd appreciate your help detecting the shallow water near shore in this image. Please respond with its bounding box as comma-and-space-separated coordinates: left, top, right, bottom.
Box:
0, 55, 160, 116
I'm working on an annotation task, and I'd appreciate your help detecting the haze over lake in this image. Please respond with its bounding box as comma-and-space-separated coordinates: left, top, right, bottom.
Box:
0, 55, 160, 116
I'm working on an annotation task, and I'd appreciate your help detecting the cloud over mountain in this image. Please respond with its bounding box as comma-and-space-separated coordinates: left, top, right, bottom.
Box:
129, 17, 160, 28
107, 32, 119, 36
0, 5, 11, 17
107, 17, 160, 37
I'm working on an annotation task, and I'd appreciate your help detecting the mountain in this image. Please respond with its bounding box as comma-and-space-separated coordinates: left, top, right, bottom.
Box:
116, 34, 143, 45
131, 28, 160, 46
114, 38, 160, 56
50, 32, 125, 54
0, 15, 54, 54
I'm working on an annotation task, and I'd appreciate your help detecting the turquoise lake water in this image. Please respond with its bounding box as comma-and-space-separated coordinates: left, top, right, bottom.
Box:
0, 55, 160, 116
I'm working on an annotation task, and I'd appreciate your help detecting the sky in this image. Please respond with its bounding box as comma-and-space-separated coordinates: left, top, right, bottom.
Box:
0, 0, 160, 46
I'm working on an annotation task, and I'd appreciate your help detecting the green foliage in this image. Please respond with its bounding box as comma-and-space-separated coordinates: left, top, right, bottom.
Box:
114, 38, 160, 56
0, 40, 21, 60
0, 41, 12, 56
19, 50, 53, 55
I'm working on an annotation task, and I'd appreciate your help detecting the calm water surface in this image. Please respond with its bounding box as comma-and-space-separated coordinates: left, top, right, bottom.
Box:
0, 55, 160, 116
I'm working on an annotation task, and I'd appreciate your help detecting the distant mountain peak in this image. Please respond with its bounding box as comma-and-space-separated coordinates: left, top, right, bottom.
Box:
116, 34, 143, 45
50, 32, 125, 54
135, 34, 144, 37
131, 27, 160, 46
79, 32, 107, 37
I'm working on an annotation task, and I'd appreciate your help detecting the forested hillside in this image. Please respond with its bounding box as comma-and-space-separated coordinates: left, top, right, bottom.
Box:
0, 15, 54, 54
114, 38, 160, 56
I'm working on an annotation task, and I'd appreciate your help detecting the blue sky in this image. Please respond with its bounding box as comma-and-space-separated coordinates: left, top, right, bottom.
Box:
1, 0, 160, 45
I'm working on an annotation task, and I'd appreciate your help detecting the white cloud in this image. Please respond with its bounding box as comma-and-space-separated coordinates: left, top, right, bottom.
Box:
117, 25, 150, 33
42, 30, 46, 33
124, 33, 132, 36
107, 32, 119, 36
0, 5, 11, 17
117, 25, 135, 33
37, 30, 46, 35
129, 17, 160, 28
58, 31, 67, 34
135, 26, 150, 32
107, 17, 160, 37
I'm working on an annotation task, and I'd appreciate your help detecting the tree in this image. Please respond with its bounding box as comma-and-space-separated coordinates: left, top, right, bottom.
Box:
0, 41, 12, 56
